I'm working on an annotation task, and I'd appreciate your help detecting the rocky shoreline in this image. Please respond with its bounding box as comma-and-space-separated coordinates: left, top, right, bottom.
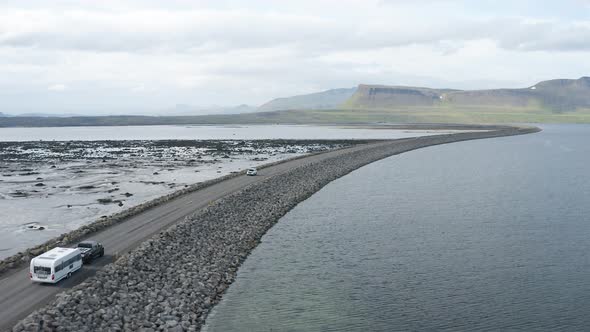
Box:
0, 139, 359, 274
13, 126, 539, 331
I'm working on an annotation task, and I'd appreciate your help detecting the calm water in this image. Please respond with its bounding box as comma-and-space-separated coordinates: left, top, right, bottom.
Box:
204, 124, 590, 331
0, 125, 443, 141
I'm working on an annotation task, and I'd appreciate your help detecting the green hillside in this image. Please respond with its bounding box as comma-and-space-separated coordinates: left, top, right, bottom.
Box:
331, 77, 590, 123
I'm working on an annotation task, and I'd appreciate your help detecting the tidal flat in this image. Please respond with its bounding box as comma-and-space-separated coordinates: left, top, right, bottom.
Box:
0, 139, 358, 259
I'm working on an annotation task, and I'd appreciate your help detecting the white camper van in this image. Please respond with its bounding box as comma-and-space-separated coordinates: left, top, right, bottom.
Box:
29, 247, 82, 283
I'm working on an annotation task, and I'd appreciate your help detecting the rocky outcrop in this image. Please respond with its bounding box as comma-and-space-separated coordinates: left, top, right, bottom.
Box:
13, 126, 539, 331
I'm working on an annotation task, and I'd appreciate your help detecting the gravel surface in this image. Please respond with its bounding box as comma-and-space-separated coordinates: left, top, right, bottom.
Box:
12, 126, 539, 331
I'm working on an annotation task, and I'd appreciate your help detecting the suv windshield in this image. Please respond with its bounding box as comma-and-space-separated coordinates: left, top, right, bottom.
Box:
78, 242, 93, 248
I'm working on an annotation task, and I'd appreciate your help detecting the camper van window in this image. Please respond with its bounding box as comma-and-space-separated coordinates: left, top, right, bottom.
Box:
34, 266, 51, 274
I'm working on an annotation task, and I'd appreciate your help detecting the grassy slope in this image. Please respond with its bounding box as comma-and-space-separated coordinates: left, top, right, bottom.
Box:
2, 106, 590, 127
337, 77, 590, 123
327, 105, 590, 124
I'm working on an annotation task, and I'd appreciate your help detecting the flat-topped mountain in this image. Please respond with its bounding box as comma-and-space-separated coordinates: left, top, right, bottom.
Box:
343, 77, 590, 112
344, 85, 460, 108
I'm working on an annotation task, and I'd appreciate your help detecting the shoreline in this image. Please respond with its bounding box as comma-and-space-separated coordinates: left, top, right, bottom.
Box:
0, 140, 363, 277
0, 139, 360, 262
12, 125, 540, 331
0, 124, 495, 275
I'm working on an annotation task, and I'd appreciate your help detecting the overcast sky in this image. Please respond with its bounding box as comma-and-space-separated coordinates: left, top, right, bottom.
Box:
1, 0, 590, 114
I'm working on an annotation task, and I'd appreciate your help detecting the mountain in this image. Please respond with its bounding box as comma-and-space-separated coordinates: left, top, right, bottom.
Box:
3, 78, 590, 127
12, 112, 85, 117
1, 111, 128, 117
225, 104, 258, 114
161, 104, 257, 116
258, 88, 356, 111
344, 85, 460, 108
343, 77, 590, 112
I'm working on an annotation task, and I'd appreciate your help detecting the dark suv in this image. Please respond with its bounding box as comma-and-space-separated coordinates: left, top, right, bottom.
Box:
77, 240, 105, 264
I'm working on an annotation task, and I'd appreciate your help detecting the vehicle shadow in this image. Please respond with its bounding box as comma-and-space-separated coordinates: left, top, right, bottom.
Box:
39, 255, 116, 289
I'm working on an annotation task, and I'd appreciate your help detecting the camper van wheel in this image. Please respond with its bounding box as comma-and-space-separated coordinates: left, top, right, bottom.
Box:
67, 272, 72, 279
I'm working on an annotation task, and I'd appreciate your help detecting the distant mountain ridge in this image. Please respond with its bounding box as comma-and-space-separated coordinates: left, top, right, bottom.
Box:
164, 104, 257, 116
343, 77, 590, 112
2, 77, 590, 127
258, 87, 356, 111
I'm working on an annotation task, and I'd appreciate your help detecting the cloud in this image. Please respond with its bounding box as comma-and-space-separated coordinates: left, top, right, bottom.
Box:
1, 6, 590, 54
47, 84, 66, 91
0, 0, 589, 113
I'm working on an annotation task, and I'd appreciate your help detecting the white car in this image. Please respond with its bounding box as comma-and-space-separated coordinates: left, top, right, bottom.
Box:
246, 168, 257, 176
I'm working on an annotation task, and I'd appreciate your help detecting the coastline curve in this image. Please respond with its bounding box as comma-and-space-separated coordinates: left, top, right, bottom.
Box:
12, 125, 540, 331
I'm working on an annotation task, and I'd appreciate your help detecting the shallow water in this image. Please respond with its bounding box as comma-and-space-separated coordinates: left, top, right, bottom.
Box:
0, 125, 446, 141
204, 124, 590, 331
0, 140, 347, 260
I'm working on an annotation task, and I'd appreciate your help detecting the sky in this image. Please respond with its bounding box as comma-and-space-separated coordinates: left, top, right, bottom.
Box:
1, 0, 590, 115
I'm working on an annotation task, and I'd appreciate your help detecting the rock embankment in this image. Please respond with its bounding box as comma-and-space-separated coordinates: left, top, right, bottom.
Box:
0, 140, 357, 276
13, 127, 539, 331
0, 171, 240, 277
